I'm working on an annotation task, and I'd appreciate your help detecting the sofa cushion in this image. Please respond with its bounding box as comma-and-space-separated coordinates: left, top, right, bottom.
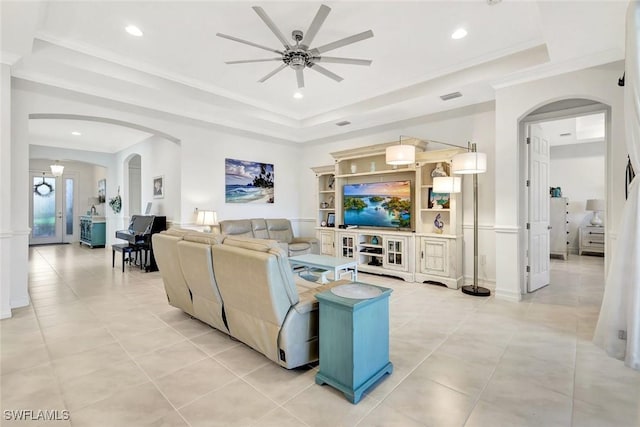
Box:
219, 219, 253, 237
183, 232, 224, 245
163, 227, 190, 237
223, 235, 280, 252
265, 218, 294, 243
250, 219, 270, 239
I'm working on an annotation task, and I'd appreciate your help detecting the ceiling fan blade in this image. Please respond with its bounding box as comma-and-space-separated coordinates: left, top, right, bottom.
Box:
302, 4, 331, 48
225, 58, 282, 64
252, 6, 291, 49
308, 64, 343, 82
313, 56, 372, 66
309, 30, 374, 55
296, 69, 305, 88
217, 33, 283, 55
258, 64, 288, 83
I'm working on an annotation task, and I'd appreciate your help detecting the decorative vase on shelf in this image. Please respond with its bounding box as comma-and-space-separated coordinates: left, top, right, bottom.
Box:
371, 236, 379, 245
370, 162, 376, 172
434, 213, 444, 234
350, 163, 357, 174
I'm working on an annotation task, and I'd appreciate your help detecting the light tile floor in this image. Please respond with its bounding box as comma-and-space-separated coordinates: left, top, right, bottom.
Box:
1, 245, 639, 426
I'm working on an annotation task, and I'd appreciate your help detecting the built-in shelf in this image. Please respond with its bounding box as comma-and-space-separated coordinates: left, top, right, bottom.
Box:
420, 208, 451, 212
421, 185, 433, 189
319, 208, 334, 211
359, 243, 383, 249
320, 190, 334, 194
336, 169, 413, 179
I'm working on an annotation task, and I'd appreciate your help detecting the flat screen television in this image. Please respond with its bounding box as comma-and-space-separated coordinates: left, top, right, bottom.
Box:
343, 180, 411, 229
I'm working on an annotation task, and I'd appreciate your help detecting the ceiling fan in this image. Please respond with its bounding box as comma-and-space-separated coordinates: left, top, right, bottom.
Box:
216, 4, 374, 89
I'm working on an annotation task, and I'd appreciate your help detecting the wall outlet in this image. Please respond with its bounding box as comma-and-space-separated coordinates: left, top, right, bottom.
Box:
480, 254, 486, 265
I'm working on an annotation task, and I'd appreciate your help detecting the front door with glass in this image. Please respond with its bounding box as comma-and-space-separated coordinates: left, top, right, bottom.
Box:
30, 172, 76, 245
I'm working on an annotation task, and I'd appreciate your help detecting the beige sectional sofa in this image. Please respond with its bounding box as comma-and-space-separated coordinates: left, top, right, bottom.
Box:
219, 218, 318, 256
152, 229, 347, 369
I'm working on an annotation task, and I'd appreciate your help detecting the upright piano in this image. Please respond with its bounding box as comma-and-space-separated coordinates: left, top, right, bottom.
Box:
115, 215, 166, 272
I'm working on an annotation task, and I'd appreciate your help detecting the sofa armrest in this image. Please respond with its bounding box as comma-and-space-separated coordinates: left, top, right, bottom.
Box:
292, 279, 351, 314
291, 236, 318, 245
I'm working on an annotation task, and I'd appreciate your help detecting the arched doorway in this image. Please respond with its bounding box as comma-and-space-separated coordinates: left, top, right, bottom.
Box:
126, 154, 142, 216
519, 98, 610, 293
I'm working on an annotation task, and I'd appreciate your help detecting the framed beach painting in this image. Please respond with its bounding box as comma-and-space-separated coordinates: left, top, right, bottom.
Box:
225, 158, 274, 203
153, 176, 164, 199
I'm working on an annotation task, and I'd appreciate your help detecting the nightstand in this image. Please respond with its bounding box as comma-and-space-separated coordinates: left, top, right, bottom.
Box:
579, 226, 604, 256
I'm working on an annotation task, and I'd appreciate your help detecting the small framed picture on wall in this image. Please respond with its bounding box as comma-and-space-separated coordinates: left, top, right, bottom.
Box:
153, 176, 164, 199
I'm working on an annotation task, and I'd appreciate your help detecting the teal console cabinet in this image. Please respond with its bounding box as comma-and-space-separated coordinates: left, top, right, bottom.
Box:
315, 284, 393, 403
79, 215, 106, 248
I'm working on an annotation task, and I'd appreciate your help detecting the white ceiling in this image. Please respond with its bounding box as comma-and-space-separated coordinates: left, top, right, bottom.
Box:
29, 118, 154, 153
0, 1, 629, 151
540, 113, 606, 147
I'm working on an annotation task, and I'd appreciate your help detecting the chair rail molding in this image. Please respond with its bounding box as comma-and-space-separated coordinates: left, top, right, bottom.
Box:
493, 225, 520, 233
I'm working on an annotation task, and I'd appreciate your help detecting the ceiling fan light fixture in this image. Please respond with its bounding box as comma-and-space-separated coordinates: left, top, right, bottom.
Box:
125, 25, 143, 37
293, 91, 304, 99
218, 4, 373, 88
451, 28, 468, 40
71, 131, 81, 136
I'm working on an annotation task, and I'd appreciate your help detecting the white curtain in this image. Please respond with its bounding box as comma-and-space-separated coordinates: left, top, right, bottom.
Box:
593, 0, 640, 371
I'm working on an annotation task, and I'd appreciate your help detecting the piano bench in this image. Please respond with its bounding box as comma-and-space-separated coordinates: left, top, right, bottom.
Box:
112, 243, 142, 273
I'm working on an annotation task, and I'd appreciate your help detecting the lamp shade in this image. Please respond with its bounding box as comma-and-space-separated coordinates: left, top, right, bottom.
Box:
433, 176, 461, 193
451, 152, 487, 174
385, 144, 415, 165
50, 162, 64, 177
586, 199, 604, 211
196, 210, 218, 226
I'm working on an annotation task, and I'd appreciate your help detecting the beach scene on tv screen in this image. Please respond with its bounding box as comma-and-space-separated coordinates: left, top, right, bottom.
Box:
343, 181, 411, 228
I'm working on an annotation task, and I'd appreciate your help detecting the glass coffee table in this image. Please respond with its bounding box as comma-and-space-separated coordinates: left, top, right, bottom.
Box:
288, 254, 358, 282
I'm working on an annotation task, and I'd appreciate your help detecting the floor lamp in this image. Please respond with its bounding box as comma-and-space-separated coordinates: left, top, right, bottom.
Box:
389, 137, 489, 296
451, 142, 489, 297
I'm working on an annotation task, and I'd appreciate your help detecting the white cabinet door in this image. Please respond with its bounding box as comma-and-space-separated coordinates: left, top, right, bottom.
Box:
337, 232, 357, 259
383, 236, 408, 271
319, 230, 335, 256
420, 237, 449, 277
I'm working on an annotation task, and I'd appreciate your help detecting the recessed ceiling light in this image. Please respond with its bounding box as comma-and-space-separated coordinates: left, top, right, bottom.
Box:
451, 28, 467, 40
125, 25, 143, 37
293, 91, 304, 99
71, 131, 82, 136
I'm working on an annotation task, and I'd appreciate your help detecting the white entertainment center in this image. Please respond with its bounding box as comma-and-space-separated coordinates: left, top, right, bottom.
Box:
311, 140, 466, 288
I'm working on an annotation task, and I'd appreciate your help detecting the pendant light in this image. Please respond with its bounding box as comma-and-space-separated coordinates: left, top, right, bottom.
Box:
50, 161, 64, 177
385, 136, 415, 165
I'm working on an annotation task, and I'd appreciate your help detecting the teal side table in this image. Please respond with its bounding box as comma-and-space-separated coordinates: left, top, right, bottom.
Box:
315, 283, 393, 404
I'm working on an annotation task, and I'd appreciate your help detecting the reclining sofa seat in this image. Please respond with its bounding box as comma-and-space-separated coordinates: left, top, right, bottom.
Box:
211, 236, 346, 368
219, 218, 317, 256
152, 228, 195, 316
152, 229, 228, 333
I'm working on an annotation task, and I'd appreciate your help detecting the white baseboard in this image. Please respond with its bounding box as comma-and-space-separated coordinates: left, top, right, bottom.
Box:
10, 296, 30, 309
494, 288, 522, 302
0, 309, 11, 319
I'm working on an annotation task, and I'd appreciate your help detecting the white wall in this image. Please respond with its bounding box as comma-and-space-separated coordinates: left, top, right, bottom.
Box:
116, 135, 181, 226
1, 63, 14, 318
550, 141, 605, 252
495, 61, 626, 301
178, 128, 302, 228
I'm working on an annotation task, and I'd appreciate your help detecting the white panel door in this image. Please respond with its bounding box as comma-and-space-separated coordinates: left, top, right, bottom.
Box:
528, 124, 550, 292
